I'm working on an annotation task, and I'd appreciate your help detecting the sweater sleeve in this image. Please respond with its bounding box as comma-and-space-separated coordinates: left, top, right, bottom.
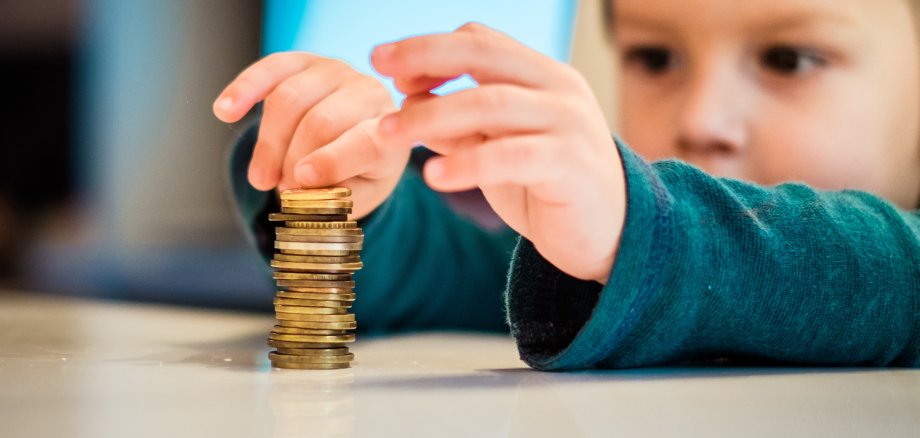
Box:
229, 122, 519, 332
505, 138, 920, 370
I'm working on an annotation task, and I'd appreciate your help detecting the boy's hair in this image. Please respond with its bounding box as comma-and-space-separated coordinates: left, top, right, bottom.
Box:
911, 2, 920, 42
602, 1, 920, 37
602, 1, 613, 29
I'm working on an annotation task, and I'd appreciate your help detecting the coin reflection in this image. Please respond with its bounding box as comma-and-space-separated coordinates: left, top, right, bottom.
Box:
269, 367, 356, 438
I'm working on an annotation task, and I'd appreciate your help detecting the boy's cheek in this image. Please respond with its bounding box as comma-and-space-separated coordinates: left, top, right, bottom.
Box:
617, 103, 677, 162
745, 110, 886, 194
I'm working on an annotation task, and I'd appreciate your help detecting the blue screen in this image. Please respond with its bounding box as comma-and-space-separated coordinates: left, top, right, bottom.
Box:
263, 0, 577, 104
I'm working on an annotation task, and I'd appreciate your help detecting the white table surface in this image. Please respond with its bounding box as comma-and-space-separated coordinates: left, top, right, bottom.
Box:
0, 291, 917, 438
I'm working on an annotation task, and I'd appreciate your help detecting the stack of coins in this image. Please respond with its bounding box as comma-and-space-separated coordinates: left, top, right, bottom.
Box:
267, 187, 362, 370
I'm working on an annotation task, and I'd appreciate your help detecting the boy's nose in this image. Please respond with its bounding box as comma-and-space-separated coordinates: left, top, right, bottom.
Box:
674, 65, 749, 160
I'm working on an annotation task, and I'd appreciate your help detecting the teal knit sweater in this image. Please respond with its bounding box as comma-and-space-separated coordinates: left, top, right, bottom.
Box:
230, 124, 920, 369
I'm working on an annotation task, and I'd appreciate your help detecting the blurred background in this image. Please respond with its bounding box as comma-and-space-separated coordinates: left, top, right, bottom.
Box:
0, 0, 614, 310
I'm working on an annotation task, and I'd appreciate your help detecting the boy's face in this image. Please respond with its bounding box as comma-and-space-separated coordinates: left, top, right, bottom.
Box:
613, 0, 920, 208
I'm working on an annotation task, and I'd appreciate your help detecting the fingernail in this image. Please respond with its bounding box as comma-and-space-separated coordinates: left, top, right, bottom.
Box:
373, 43, 395, 60
217, 96, 234, 110
296, 162, 318, 184
379, 114, 398, 134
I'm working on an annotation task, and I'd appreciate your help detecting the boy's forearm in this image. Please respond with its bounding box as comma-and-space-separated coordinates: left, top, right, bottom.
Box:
506, 139, 920, 370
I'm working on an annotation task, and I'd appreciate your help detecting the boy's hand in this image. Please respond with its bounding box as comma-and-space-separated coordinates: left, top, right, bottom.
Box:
372, 23, 627, 284
213, 53, 409, 219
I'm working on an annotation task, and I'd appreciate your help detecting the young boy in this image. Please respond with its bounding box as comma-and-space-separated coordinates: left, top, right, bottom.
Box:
214, 0, 919, 369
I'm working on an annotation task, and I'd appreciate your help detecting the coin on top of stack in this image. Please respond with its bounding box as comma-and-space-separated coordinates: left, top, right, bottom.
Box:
267, 187, 362, 370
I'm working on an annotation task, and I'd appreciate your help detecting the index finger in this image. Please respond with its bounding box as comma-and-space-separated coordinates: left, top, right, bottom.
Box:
213, 52, 316, 123
370, 23, 561, 96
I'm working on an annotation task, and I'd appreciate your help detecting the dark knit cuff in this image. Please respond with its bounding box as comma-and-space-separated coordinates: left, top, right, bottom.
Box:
505, 138, 676, 370
504, 237, 603, 360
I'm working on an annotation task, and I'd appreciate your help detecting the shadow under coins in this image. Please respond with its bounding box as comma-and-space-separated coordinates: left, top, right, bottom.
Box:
346, 365, 886, 391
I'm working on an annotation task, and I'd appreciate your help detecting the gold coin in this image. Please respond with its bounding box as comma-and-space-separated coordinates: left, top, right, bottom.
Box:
276, 227, 362, 236
271, 361, 351, 370
276, 319, 357, 330
281, 207, 352, 215
274, 304, 347, 314
281, 199, 354, 209
271, 259, 363, 273
272, 325, 349, 335
269, 213, 348, 222
270, 354, 354, 366
283, 286, 354, 294
284, 220, 357, 229
273, 253, 360, 263
274, 297, 352, 308
275, 349, 349, 356
277, 291, 355, 301
278, 248, 358, 257
269, 332, 356, 343
272, 272, 352, 281
275, 312, 355, 322
275, 279, 356, 288
275, 233, 364, 243
272, 347, 350, 356
275, 241, 362, 251
269, 351, 354, 363
267, 339, 343, 349
280, 187, 351, 200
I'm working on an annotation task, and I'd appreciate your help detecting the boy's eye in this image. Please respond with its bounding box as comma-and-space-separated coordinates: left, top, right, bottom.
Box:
623, 46, 674, 75
760, 46, 826, 75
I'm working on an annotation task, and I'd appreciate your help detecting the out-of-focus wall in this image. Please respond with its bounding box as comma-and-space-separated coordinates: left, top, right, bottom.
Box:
21, 0, 622, 309
24, 0, 273, 308
0, 0, 78, 278
80, 0, 261, 249
0, 0, 76, 52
